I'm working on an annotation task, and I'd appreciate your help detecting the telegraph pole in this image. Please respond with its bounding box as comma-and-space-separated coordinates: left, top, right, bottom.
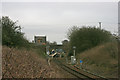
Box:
118, 23, 120, 38
99, 22, 102, 29
73, 46, 76, 57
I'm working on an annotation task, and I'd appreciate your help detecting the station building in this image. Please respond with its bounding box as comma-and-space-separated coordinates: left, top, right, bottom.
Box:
34, 36, 46, 45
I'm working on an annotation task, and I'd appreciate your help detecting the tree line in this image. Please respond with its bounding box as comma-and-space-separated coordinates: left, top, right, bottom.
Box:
67, 26, 117, 56
1, 16, 117, 54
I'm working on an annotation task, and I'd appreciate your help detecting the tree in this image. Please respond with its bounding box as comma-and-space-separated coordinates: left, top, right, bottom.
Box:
50, 41, 57, 45
1, 16, 29, 48
67, 26, 79, 40
67, 26, 112, 54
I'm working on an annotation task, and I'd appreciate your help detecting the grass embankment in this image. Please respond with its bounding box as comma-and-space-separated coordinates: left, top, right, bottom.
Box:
2, 46, 70, 78
76, 42, 118, 78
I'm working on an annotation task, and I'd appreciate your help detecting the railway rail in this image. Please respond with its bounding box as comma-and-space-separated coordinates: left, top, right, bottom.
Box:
53, 58, 108, 80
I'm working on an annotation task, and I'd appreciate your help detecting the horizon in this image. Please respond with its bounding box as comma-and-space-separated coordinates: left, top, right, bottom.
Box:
2, 2, 118, 44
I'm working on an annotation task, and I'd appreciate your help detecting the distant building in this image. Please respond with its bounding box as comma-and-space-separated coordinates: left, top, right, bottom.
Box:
62, 40, 69, 45
34, 36, 46, 45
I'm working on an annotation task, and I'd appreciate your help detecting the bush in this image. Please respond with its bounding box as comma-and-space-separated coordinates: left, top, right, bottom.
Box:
1, 16, 30, 48
68, 26, 112, 54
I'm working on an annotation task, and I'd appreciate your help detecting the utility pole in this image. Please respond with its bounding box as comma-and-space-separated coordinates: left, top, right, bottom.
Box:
99, 22, 102, 29
73, 46, 76, 57
118, 23, 120, 38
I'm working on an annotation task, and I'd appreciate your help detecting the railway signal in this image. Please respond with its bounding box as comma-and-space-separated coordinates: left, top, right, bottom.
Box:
73, 46, 76, 57
71, 46, 76, 64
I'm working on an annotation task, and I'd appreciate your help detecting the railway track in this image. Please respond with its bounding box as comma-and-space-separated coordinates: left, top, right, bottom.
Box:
53, 59, 108, 80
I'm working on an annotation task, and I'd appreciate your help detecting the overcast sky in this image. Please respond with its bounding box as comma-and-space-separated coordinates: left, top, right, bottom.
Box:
2, 2, 118, 44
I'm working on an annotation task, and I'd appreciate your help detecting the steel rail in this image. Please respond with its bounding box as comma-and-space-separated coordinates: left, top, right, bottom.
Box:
54, 59, 95, 79
54, 59, 108, 80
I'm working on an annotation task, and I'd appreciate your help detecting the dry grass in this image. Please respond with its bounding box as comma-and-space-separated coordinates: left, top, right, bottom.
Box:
76, 42, 118, 78
2, 46, 68, 78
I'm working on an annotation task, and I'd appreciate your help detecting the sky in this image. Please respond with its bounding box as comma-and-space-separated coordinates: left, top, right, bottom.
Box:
2, 1, 118, 44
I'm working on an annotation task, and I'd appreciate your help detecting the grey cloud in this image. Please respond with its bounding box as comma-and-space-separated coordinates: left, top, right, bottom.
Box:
2, 2, 118, 43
